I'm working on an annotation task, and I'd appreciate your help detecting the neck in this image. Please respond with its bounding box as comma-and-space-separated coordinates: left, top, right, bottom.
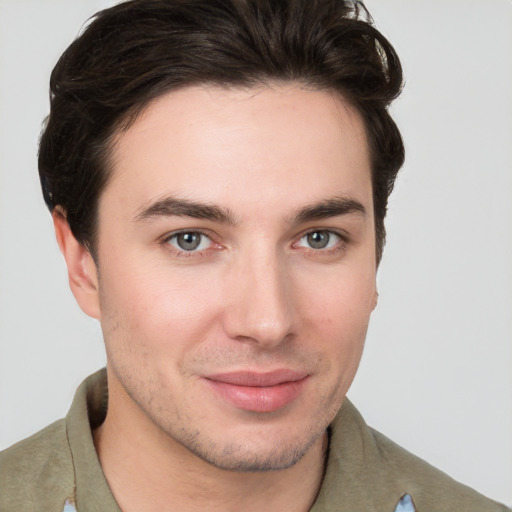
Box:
93, 374, 328, 512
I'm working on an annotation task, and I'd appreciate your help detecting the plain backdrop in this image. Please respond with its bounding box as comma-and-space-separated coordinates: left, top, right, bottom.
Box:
0, 0, 510, 506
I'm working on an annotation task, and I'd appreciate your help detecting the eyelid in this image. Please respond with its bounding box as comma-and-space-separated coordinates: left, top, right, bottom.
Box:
295, 227, 349, 242
161, 227, 217, 241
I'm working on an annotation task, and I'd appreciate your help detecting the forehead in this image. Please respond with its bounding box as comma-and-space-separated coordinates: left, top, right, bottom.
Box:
103, 84, 372, 220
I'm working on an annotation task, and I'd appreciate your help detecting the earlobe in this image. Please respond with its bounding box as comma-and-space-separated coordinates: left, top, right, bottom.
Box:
52, 208, 101, 319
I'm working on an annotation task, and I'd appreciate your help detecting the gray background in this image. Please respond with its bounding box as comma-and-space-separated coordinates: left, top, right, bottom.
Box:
0, 0, 510, 505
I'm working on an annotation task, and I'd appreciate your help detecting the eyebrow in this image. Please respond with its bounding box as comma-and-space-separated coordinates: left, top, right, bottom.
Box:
291, 196, 366, 224
134, 194, 366, 225
134, 196, 238, 225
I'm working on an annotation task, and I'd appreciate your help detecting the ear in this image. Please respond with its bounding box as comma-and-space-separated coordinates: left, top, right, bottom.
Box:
372, 290, 379, 311
52, 208, 101, 319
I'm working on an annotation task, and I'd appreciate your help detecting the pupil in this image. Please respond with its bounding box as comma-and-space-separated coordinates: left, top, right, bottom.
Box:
178, 232, 200, 250
307, 231, 329, 249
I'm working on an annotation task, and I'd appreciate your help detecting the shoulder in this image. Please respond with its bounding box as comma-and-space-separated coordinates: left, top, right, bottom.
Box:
0, 419, 76, 511
323, 399, 510, 512
367, 426, 509, 511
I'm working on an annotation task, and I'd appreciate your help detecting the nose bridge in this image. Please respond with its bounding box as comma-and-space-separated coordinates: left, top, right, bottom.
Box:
224, 242, 294, 347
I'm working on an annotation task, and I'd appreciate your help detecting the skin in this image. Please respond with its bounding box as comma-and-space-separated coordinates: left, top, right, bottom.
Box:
54, 84, 378, 512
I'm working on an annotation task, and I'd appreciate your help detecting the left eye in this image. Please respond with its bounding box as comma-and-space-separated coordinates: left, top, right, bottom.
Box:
167, 232, 212, 252
297, 231, 341, 250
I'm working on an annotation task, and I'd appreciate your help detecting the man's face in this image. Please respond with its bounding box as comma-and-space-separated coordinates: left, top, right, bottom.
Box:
93, 84, 377, 471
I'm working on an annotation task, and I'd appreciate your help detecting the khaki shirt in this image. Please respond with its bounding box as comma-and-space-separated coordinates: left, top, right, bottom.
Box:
0, 369, 509, 512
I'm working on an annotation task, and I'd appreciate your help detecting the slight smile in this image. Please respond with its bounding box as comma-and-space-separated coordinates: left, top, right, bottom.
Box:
203, 370, 310, 413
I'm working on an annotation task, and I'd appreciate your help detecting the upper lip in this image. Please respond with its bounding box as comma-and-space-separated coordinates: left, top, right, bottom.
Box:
204, 369, 309, 387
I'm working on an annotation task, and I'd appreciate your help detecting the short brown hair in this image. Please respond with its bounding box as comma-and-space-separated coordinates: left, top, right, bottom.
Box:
39, 0, 404, 263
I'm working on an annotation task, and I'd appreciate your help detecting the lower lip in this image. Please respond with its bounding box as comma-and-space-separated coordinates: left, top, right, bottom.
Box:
204, 377, 309, 413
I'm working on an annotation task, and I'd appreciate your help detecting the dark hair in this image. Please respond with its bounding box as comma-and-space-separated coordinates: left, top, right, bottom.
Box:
38, 0, 404, 263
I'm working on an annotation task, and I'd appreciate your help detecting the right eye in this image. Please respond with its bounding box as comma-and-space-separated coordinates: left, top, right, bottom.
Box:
166, 231, 213, 252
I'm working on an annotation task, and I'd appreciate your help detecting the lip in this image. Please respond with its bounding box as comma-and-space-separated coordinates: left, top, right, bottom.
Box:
203, 370, 309, 413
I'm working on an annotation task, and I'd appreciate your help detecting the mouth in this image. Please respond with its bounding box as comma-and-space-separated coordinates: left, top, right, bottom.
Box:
203, 370, 310, 413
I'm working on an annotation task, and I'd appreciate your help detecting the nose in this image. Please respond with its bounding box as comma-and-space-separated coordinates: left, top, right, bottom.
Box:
222, 248, 295, 348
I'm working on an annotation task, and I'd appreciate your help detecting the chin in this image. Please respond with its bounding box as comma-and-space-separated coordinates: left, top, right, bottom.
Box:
181, 431, 324, 472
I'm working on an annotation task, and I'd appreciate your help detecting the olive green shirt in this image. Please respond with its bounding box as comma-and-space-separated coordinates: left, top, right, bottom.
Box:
0, 369, 509, 511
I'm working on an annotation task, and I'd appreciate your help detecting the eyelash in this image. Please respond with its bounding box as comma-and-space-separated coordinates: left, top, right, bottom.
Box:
160, 228, 349, 258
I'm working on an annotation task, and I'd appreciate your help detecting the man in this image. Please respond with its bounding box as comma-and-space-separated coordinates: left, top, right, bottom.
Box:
0, 1, 509, 511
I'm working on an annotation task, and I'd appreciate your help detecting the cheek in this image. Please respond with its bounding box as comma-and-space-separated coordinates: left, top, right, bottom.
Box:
98, 258, 225, 359
297, 266, 376, 330
296, 267, 375, 367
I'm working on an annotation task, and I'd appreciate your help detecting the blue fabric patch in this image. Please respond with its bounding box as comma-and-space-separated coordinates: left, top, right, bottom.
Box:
394, 494, 416, 512
62, 499, 77, 512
